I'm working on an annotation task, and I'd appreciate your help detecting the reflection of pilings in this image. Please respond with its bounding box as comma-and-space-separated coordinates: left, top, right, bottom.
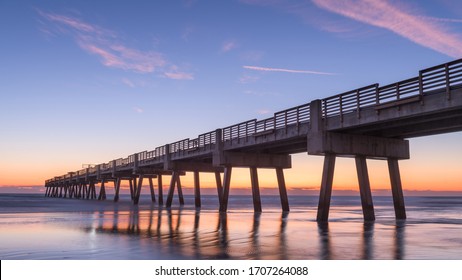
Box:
278, 212, 289, 259
394, 220, 406, 260
193, 211, 201, 258
250, 213, 261, 258
362, 221, 375, 260
317, 222, 331, 260
112, 210, 119, 232
216, 212, 230, 258
128, 210, 140, 234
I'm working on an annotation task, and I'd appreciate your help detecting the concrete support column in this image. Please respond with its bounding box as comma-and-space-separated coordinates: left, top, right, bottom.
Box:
250, 167, 262, 212
355, 156, 375, 221
157, 175, 164, 206
177, 174, 184, 206
215, 171, 223, 206
317, 154, 336, 222
130, 178, 136, 201
93, 182, 97, 199
134, 175, 143, 205
63, 185, 68, 198
219, 167, 232, 212
276, 168, 290, 212
114, 178, 121, 202
194, 171, 201, 208
148, 177, 156, 203
388, 159, 406, 219
86, 183, 91, 199
166, 172, 178, 207
77, 183, 82, 199
98, 180, 106, 200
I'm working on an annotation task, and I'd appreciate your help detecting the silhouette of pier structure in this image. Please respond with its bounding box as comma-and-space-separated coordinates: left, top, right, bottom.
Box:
45, 59, 462, 221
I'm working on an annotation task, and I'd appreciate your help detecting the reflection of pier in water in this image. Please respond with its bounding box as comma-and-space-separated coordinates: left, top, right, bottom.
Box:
87, 209, 406, 259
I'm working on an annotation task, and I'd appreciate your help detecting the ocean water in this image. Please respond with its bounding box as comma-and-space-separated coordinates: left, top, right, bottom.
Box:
0, 194, 461, 260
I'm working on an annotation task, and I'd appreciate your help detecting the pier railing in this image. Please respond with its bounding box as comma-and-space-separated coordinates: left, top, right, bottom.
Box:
47, 58, 462, 183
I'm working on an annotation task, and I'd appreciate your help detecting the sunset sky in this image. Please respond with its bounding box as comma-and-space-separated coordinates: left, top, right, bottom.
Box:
1, 0, 461, 194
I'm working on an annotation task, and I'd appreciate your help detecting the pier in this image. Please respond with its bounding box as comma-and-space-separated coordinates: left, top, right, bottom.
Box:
45, 58, 462, 221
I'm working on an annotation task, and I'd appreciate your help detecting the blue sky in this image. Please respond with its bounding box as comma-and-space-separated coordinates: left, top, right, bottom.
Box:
0, 0, 461, 191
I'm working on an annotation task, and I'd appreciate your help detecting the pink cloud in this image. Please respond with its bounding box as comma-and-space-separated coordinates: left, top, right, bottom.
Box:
222, 40, 238, 52
239, 75, 260, 84
133, 107, 144, 113
243, 65, 336, 75
38, 11, 192, 79
121, 78, 135, 88
163, 65, 194, 80
312, 0, 462, 58
164, 71, 194, 80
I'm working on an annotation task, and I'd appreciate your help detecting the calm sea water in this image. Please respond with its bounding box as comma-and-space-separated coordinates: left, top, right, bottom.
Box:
0, 194, 461, 260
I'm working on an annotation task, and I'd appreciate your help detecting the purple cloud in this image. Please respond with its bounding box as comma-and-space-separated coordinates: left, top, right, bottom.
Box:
38, 10, 194, 79
312, 0, 462, 58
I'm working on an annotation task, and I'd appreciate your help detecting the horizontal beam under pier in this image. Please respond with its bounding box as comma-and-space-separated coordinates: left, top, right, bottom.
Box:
164, 161, 224, 173
213, 151, 291, 168
307, 131, 410, 160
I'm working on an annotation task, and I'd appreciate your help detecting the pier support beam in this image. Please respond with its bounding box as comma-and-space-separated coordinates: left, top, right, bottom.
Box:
355, 156, 375, 221
134, 175, 144, 205
148, 177, 156, 203
388, 159, 406, 219
317, 154, 336, 222
158, 175, 163, 206
98, 180, 107, 200
215, 171, 223, 207
166, 172, 184, 207
250, 167, 262, 212
114, 178, 121, 202
177, 175, 184, 205
194, 171, 201, 208
276, 168, 290, 212
219, 167, 232, 212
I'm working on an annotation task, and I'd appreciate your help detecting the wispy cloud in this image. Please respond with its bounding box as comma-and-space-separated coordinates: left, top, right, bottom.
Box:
222, 40, 238, 53
239, 75, 260, 84
38, 10, 194, 79
121, 78, 135, 88
133, 107, 144, 114
257, 109, 271, 115
312, 0, 462, 58
243, 65, 336, 75
420, 16, 462, 24
164, 65, 194, 80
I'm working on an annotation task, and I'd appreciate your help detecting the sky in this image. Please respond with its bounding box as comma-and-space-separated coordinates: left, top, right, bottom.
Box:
0, 0, 461, 194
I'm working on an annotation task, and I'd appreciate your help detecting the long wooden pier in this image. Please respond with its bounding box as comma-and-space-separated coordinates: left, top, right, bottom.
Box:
45, 58, 462, 221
